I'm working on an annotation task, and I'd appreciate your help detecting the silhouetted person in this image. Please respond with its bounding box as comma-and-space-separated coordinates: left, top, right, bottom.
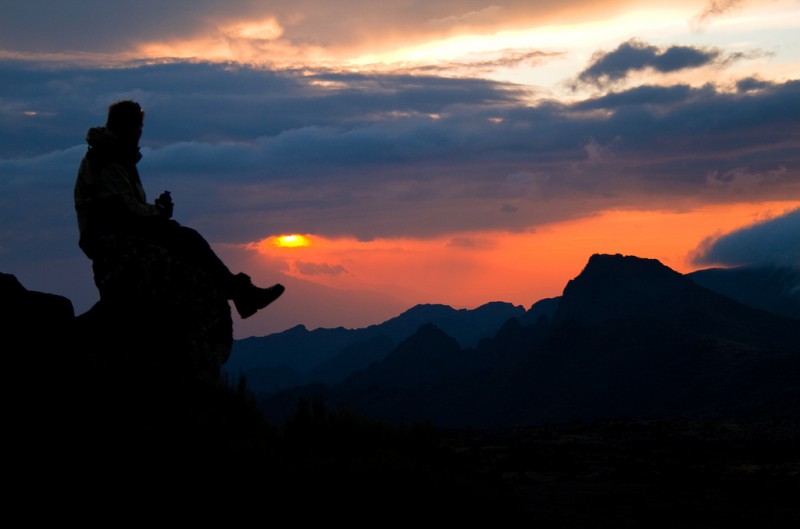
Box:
74, 100, 284, 319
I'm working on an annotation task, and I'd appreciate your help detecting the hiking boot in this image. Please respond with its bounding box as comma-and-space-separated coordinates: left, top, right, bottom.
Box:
231, 274, 285, 319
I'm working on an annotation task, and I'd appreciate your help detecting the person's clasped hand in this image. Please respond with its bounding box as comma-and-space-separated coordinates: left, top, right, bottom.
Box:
155, 190, 174, 218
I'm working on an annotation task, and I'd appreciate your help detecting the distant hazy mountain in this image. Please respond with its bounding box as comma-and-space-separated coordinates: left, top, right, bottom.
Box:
688, 265, 799, 321
224, 301, 528, 393
258, 254, 800, 429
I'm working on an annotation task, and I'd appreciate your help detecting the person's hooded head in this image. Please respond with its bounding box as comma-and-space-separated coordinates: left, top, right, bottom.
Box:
106, 100, 144, 145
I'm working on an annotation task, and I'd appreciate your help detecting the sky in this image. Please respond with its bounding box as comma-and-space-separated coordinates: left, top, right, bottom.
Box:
1, 0, 799, 339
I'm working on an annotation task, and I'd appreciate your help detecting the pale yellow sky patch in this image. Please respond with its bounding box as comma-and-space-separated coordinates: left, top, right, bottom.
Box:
222, 17, 284, 40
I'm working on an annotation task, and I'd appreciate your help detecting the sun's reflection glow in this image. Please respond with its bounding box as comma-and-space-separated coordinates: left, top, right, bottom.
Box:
273, 234, 311, 248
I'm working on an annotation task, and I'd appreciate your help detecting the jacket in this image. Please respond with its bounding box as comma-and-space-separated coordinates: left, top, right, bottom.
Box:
74, 127, 163, 253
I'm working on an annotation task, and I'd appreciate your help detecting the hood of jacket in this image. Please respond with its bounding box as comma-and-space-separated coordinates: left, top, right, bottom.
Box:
85, 126, 142, 166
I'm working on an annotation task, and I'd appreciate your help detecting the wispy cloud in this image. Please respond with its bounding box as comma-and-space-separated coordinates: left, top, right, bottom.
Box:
396, 49, 563, 77
691, 0, 749, 30
294, 261, 349, 276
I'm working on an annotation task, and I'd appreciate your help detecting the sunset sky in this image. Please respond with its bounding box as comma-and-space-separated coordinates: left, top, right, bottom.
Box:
1, 0, 799, 338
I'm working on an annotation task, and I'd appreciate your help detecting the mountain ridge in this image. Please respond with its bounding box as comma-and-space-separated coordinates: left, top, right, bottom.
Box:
229, 253, 797, 400
688, 264, 800, 321
256, 253, 800, 429
224, 299, 529, 393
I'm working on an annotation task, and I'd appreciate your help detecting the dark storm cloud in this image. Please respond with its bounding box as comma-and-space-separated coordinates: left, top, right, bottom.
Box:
692, 208, 800, 269
576, 39, 722, 86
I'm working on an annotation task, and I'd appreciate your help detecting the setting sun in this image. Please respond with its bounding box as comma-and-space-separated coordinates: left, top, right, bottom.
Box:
273, 234, 311, 248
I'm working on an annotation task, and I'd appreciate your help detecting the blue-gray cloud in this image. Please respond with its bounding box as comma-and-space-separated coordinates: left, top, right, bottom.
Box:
0, 60, 525, 157
692, 208, 800, 269
2, 60, 799, 244
576, 39, 723, 86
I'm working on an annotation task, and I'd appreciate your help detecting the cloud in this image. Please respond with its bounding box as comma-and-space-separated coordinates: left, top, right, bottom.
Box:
294, 261, 349, 276
574, 83, 702, 110
576, 39, 723, 87
447, 237, 477, 248
691, 0, 748, 30
403, 49, 564, 77
1, 61, 799, 247
0, 1, 621, 65
691, 208, 800, 269
736, 76, 774, 93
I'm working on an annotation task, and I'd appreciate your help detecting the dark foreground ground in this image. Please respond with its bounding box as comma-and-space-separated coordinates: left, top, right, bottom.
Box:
443, 416, 800, 527
9, 353, 800, 526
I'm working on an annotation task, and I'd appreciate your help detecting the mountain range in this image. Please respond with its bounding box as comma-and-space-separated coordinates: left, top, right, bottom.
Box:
224, 299, 549, 392
4, 252, 799, 524
226, 253, 800, 429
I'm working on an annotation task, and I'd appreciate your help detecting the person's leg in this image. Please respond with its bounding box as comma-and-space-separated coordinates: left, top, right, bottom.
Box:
158, 224, 284, 318
163, 225, 234, 291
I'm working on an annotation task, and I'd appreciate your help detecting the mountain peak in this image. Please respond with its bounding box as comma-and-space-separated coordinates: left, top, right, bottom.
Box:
341, 322, 462, 390
583, 253, 679, 277
554, 253, 695, 325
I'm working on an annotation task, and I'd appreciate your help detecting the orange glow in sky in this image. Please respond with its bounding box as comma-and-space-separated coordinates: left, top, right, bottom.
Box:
245, 201, 800, 312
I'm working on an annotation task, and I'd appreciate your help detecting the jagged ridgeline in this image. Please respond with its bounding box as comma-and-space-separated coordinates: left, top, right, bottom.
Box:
3, 253, 799, 522
246, 254, 800, 429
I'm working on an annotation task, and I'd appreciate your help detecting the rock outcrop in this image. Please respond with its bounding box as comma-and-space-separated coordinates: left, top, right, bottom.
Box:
3, 241, 246, 488
3, 237, 233, 382
2, 271, 75, 379
81, 234, 233, 380
1, 271, 75, 334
